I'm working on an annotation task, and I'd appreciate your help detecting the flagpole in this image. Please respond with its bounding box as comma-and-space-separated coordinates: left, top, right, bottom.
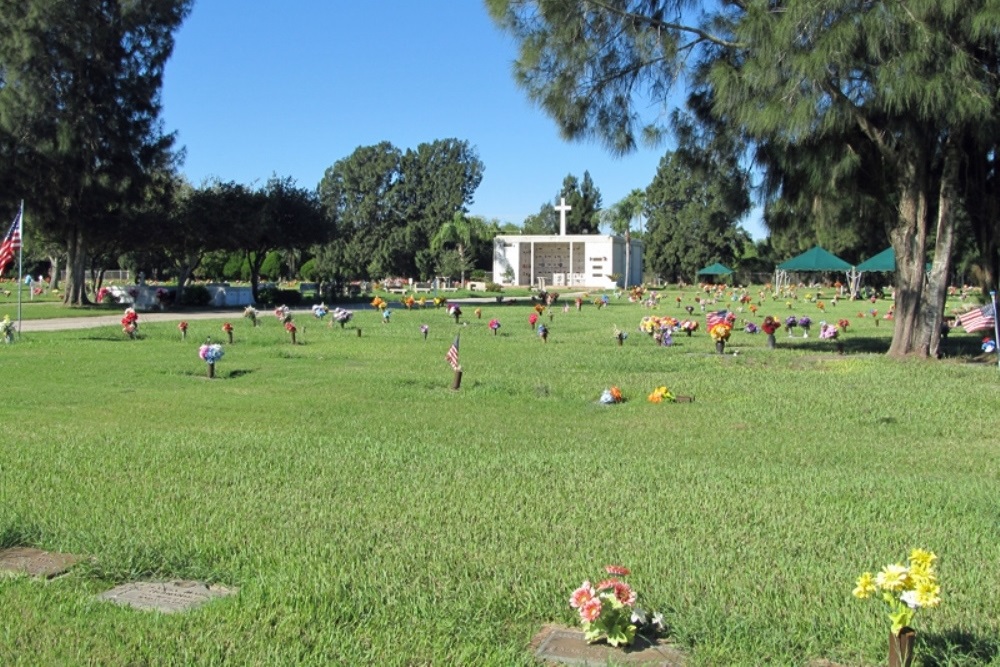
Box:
16, 200, 23, 337
991, 289, 998, 369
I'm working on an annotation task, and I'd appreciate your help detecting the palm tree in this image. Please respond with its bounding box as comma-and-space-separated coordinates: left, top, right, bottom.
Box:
602, 189, 645, 288
430, 212, 473, 286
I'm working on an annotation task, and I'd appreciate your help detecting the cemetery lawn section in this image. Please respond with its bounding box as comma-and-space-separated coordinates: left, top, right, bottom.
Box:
1, 294, 999, 666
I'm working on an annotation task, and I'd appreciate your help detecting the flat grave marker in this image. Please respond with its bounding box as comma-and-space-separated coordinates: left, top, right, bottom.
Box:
97, 579, 237, 613
531, 625, 686, 666
0, 547, 82, 578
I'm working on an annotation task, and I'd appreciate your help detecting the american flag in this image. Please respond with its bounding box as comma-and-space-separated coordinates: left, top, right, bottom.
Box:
0, 210, 22, 276
446, 334, 461, 371
958, 303, 996, 333
706, 310, 729, 328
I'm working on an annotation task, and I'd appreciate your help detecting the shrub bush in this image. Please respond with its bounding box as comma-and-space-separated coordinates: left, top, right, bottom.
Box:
258, 287, 302, 307
485, 282, 502, 292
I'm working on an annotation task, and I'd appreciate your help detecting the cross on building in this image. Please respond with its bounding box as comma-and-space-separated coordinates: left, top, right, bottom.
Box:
555, 197, 572, 236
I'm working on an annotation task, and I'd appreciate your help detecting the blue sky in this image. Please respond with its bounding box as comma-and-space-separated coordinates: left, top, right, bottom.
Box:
161, 1, 765, 239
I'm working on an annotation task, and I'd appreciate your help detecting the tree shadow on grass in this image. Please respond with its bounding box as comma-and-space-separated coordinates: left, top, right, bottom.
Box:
920, 628, 999, 666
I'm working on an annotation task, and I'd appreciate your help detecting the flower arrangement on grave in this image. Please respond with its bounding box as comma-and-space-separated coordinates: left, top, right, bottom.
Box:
575, 296, 583, 311
312, 303, 328, 319
982, 337, 996, 354
679, 319, 698, 336
655, 328, 673, 347
243, 306, 258, 326
285, 320, 297, 344
816, 300, 825, 312
371, 296, 387, 311
97, 286, 112, 304
749, 304, 758, 315
403, 295, 415, 310
1, 314, 14, 343
569, 565, 663, 647
122, 307, 139, 338
798, 316, 812, 337
744, 322, 759, 334
433, 296, 447, 308
222, 321, 234, 343
274, 305, 291, 323
533, 303, 545, 315
709, 322, 731, 342
818, 322, 838, 339
418, 296, 427, 308
489, 318, 501, 335
647, 386, 676, 403
529, 312, 539, 328
475, 307, 482, 319
598, 386, 624, 404
838, 318, 850, 332
853, 547, 941, 664
156, 287, 170, 304
537, 323, 548, 342
447, 304, 461, 322
420, 324, 429, 340
785, 316, 798, 336
198, 342, 224, 364
332, 308, 353, 328
613, 325, 628, 345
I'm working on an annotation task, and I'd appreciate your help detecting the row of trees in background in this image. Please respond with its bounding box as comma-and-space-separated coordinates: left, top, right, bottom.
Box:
488, 0, 1000, 357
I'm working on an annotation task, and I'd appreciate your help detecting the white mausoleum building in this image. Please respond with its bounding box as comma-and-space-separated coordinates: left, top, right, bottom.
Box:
492, 198, 643, 290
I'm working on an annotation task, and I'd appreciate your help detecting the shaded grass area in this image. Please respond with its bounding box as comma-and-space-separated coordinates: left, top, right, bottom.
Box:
2, 297, 999, 666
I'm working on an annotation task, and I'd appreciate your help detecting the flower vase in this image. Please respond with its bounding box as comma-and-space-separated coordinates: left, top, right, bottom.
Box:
227, 331, 233, 344
802, 328, 810, 338
786, 327, 793, 337
181, 331, 186, 341
356, 328, 362, 337
290, 331, 296, 345
889, 627, 915, 667
685, 330, 692, 337
453, 314, 460, 324
493, 328, 498, 336
340, 321, 346, 329
715, 341, 725, 354
616, 334, 624, 347
423, 331, 429, 340
766, 333, 776, 349
207, 362, 215, 379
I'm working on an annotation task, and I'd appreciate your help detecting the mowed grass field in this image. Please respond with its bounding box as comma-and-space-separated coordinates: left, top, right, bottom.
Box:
2, 290, 999, 666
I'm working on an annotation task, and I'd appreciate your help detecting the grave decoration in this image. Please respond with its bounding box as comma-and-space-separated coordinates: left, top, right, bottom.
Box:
122, 307, 138, 339
647, 386, 676, 403
678, 320, 698, 336
403, 295, 415, 310
198, 340, 224, 378
243, 306, 259, 326
371, 296, 387, 311
447, 304, 461, 323
529, 312, 539, 328
612, 325, 627, 346
798, 316, 813, 337
332, 308, 353, 328
982, 337, 996, 354
598, 386, 623, 404
285, 320, 297, 343
474, 307, 482, 319
312, 303, 328, 320
744, 322, 759, 334
853, 548, 940, 667
382, 308, 392, 323
537, 323, 548, 342
1, 314, 14, 343
178, 321, 188, 340
709, 322, 732, 353
222, 322, 234, 343
838, 318, 850, 332
762, 315, 780, 349
819, 321, 843, 353
420, 324, 429, 340
488, 318, 501, 335
569, 565, 664, 647
274, 305, 291, 323
785, 316, 798, 336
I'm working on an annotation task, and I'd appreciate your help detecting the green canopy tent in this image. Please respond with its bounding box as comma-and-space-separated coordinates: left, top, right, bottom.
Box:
774, 246, 855, 293
855, 247, 895, 272
696, 262, 734, 277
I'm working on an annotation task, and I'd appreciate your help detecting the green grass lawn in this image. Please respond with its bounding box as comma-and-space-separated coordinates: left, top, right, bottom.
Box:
1, 289, 998, 666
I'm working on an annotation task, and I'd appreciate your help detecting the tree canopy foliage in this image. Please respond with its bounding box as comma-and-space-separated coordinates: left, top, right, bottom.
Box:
487, 0, 1000, 357
0, 0, 192, 304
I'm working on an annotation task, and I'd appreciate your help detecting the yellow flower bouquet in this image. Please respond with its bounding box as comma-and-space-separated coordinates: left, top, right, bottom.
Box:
853, 548, 941, 635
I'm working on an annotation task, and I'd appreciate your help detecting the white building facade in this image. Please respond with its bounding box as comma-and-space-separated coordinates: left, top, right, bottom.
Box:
492, 233, 643, 290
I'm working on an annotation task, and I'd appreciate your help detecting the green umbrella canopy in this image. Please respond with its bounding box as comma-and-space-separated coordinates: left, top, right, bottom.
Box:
777, 246, 853, 271
855, 247, 895, 272
697, 262, 734, 275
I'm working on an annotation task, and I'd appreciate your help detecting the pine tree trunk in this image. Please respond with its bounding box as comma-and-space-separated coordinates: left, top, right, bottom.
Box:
921, 138, 960, 358
62, 225, 90, 306
887, 141, 930, 358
